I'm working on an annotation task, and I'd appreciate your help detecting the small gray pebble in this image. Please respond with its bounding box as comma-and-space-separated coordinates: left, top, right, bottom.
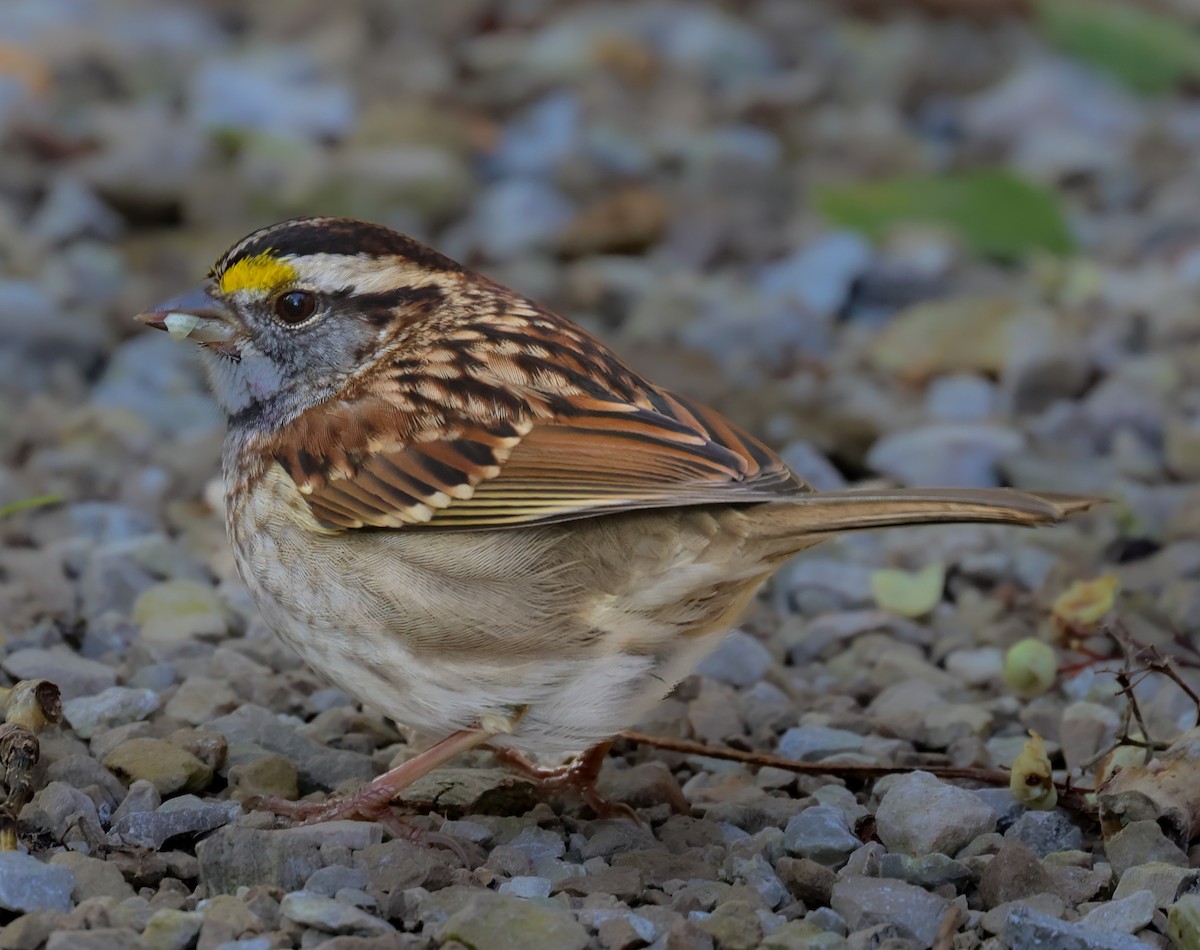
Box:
1005, 810, 1083, 858
303, 865, 368, 898
784, 807, 861, 867
497, 876, 553, 899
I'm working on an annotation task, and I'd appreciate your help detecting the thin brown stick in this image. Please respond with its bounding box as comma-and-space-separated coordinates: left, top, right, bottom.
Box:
1039, 618, 1200, 780
619, 731, 1096, 813
622, 730, 1006, 781
1116, 670, 1155, 767
1137, 647, 1200, 728
1106, 621, 1166, 766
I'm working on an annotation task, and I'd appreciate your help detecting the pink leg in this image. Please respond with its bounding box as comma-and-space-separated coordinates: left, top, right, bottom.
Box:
258, 728, 495, 828
492, 741, 639, 821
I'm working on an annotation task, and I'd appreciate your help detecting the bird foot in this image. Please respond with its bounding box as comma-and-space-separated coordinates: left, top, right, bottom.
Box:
248, 727, 498, 861
252, 789, 471, 862
254, 787, 395, 825
492, 742, 639, 822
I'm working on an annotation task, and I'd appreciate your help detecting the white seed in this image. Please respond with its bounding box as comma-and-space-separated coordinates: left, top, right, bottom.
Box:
163, 312, 200, 341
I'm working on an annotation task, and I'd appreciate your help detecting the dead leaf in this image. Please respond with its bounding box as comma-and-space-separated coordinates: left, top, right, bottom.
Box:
1011, 731, 1057, 810
1098, 727, 1200, 846
1053, 575, 1119, 630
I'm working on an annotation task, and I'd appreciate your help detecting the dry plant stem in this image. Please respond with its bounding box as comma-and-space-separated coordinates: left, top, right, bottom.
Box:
1117, 669, 1155, 767
0, 679, 61, 851
1125, 636, 1200, 727
619, 731, 1097, 815
1152, 658, 1200, 722
1105, 621, 1190, 766
1167, 629, 1200, 667
1073, 620, 1200, 774
1077, 707, 1158, 775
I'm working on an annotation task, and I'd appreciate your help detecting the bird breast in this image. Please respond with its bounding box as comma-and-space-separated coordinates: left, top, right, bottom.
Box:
223, 458, 775, 755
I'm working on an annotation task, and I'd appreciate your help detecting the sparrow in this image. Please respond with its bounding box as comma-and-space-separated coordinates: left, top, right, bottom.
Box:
136, 216, 1095, 825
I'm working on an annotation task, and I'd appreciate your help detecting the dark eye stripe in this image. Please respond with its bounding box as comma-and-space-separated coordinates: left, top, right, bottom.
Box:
337, 285, 446, 326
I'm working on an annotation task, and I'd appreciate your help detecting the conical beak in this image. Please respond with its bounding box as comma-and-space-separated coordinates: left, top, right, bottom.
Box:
135, 284, 238, 347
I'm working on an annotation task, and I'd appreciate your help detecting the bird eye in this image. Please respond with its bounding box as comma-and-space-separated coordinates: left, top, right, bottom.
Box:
274, 290, 318, 325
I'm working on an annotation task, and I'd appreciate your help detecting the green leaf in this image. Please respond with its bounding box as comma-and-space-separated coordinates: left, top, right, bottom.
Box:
1034, 0, 1200, 95
815, 170, 1072, 259
0, 495, 63, 519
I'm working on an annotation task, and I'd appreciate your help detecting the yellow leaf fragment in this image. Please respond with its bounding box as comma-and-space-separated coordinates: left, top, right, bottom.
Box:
870, 562, 946, 618
1011, 731, 1058, 810
1052, 574, 1119, 629
1002, 637, 1058, 699
0, 679, 61, 732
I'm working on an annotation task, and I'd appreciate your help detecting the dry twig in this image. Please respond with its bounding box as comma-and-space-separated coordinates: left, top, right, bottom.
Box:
1077, 620, 1200, 775
619, 730, 1096, 815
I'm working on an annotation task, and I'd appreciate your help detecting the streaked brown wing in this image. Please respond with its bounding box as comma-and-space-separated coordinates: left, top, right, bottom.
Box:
298, 419, 530, 529
271, 296, 808, 530
287, 388, 805, 530
426, 391, 804, 527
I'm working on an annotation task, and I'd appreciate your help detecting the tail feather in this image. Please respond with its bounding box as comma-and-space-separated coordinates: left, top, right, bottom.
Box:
753, 488, 1099, 539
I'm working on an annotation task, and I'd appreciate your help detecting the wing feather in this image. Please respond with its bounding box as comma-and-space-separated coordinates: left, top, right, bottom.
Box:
267, 296, 808, 530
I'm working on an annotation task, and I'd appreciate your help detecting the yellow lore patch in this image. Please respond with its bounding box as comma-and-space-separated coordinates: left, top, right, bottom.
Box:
218, 253, 297, 296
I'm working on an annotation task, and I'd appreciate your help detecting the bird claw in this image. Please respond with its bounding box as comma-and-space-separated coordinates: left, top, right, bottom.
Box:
251, 790, 392, 825
492, 741, 643, 823
533, 768, 640, 823
250, 793, 471, 864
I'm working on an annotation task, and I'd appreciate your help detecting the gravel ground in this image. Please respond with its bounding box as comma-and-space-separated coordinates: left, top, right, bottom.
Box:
2, 1, 1200, 948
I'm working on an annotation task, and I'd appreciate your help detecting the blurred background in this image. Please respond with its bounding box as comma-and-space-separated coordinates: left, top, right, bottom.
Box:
0, 0, 1197, 602
3, 4, 1200, 939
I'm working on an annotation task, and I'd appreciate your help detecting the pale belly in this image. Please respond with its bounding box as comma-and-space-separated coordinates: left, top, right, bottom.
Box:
258, 596, 721, 758
226, 464, 770, 759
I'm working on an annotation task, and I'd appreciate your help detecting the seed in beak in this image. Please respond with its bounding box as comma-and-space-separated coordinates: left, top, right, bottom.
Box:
164, 312, 201, 341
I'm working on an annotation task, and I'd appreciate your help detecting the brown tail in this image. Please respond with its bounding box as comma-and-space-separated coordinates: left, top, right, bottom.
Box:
755, 488, 1099, 540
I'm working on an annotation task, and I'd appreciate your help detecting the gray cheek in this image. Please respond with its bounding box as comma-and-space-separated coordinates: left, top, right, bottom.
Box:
241, 354, 286, 401
199, 313, 370, 420
200, 347, 285, 417
306, 327, 375, 377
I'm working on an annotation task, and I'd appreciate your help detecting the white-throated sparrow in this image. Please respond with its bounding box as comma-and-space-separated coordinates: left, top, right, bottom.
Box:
137, 216, 1095, 824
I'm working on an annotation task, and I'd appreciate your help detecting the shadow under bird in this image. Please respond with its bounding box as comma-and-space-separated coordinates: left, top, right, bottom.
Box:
136, 216, 1097, 826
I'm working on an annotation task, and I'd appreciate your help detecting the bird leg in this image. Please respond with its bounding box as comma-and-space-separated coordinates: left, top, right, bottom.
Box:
491, 740, 638, 821
257, 727, 497, 828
